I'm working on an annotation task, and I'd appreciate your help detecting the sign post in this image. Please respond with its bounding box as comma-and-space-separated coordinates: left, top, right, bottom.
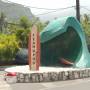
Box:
28, 25, 40, 71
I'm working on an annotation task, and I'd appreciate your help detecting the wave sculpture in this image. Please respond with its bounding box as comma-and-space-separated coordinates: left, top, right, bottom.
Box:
40, 17, 90, 68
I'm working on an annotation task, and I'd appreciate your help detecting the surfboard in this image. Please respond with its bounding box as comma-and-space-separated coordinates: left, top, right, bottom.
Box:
28, 25, 40, 71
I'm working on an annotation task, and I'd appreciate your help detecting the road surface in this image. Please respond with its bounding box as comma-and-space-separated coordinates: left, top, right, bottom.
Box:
11, 77, 90, 90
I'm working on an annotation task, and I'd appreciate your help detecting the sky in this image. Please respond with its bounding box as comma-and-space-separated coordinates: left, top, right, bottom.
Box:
3, 0, 90, 21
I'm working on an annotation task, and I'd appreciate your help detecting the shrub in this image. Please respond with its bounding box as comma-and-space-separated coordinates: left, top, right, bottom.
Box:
0, 34, 19, 62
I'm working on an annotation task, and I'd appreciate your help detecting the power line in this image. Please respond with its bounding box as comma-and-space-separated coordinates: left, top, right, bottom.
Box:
82, 7, 90, 12
5, 0, 75, 11
33, 6, 90, 16
3, 0, 76, 17
26, 6, 68, 10
35, 6, 75, 16
3, 0, 90, 20
3, 0, 90, 13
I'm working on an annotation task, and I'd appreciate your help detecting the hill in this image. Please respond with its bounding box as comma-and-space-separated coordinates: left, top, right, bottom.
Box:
0, 0, 34, 21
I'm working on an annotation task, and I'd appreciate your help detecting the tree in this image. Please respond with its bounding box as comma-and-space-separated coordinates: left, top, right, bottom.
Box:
15, 28, 30, 48
36, 21, 46, 32
81, 14, 90, 35
34, 17, 48, 32
81, 14, 90, 45
0, 12, 7, 33
19, 16, 31, 29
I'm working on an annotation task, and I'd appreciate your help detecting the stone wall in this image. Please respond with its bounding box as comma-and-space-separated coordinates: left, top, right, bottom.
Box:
14, 69, 90, 83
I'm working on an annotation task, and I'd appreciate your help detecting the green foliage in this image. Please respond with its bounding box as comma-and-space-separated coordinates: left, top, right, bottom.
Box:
0, 15, 47, 50
0, 14, 48, 62
35, 17, 48, 32
81, 14, 90, 45
0, 34, 19, 61
8, 16, 47, 48
15, 28, 30, 48
7, 23, 19, 34
37, 21, 47, 32
19, 16, 31, 29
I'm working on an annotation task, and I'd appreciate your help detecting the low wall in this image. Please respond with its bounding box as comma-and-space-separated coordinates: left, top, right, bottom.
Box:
16, 69, 90, 83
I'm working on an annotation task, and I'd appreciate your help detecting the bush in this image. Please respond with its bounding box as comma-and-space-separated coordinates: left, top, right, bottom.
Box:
0, 34, 19, 62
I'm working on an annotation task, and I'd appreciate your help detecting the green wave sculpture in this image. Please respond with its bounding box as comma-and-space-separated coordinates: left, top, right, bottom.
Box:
40, 17, 90, 68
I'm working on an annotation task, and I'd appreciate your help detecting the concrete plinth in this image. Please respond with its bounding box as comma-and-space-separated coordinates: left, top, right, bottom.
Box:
4, 65, 90, 83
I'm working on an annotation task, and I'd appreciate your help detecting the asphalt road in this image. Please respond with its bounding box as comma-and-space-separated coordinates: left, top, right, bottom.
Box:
1, 71, 90, 90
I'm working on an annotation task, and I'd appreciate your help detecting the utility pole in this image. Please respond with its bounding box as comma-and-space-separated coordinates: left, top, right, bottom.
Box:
76, 0, 80, 22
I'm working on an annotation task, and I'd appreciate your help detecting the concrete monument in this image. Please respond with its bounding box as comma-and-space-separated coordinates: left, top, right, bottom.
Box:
28, 25, 40, 70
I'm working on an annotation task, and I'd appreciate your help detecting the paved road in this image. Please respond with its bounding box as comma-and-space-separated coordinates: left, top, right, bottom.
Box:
1, 71, 90, 90
11, 78, 90, 90
0, 71, 12, 90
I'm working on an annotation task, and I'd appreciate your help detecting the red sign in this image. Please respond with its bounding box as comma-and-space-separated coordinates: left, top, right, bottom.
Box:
28, 25, 40, 71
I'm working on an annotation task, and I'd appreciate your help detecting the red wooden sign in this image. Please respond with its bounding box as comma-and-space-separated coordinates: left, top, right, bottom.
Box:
28, 25, 40, 71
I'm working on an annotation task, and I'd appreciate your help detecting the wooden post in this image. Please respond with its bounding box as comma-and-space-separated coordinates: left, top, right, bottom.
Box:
28, 25, 40, 71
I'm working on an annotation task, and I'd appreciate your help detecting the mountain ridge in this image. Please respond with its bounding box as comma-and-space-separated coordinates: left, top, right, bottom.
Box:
0, 0, 34, 21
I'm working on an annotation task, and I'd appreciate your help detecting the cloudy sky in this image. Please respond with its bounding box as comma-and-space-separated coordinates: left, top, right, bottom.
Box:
3, 0, 90, 21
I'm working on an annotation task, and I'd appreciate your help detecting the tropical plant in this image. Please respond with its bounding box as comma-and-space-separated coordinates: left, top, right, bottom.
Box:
81, 14, 90, 35
0, 34, 19, 61
81, 14, 90, 45
19, 16, 31, 29
15, 28, 30, 48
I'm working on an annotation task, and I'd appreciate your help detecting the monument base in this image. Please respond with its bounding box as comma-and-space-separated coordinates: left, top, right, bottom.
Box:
4, 65, 90, 83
